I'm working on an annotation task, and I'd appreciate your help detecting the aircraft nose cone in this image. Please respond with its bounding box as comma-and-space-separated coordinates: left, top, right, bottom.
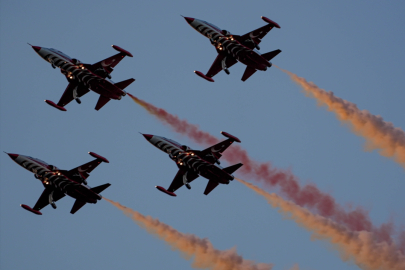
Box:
141, 133, 153, 141
31, 45, 41, 52
183, 17, 194, 24
7, 153, 19, 160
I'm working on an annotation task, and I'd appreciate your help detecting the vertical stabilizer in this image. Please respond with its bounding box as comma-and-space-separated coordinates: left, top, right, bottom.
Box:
241, 66, 257, 81
204, 180, 219, 195
70, 200, 87, 214
95, 95, 111, 111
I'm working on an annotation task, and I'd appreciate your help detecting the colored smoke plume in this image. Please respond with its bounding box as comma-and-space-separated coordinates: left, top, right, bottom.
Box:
104, 197, 273, 270
127, 93, 400, 250
236, 178, 405, 270
277, 67, 405, 168
289, 264, 299, 270
128, 93, 218, 146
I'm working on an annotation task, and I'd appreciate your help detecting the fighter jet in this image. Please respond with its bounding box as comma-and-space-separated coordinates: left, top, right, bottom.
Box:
29, 44, 135, 111
141, 131, 243, 196
5, 152, 111, 215
183, 16, 281, 82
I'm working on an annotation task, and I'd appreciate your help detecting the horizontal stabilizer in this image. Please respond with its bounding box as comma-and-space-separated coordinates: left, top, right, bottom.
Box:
262, 49, 281, 61
115, 78, 135, 90
95, 95, 111, 111
204, 180, 219, 195
70, 199, 87, 214
90, 183, 111, 194
241, 66, 257, 82
223, 163, 243, 175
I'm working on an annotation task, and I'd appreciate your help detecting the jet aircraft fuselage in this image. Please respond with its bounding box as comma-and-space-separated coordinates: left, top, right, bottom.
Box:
183, 16, 281, 82
142, 132, 243, 196
6, 152, 110, 214
30, 45, 135, 111
185, 17, 270, 71
143, 134, 233, 184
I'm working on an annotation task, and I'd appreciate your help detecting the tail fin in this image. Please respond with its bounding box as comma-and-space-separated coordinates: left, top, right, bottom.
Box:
241, 66, 257, 81
70, 200, 87, 214
91, 183, 111, 194
95, 95, 111, 110
262, 49, 281, 61
70, 184, 110, 214
204, 180, 219, 195
223, 163, 243, 175
115, 78, 135, 90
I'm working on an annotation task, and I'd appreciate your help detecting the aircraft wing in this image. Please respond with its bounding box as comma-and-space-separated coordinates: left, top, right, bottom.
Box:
90, 45, 132, 76
57, 82, 90, 107
167, 170, 199, 193
206, 54, 238, 79
33, 188, 65, 211
239, 23, 277, 49
90, 53, 124, 75
199, 139, 235, 163
62, 159, 104, 184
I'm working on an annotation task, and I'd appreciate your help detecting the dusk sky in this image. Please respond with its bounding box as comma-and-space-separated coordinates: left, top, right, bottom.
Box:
1, 1, 404, 270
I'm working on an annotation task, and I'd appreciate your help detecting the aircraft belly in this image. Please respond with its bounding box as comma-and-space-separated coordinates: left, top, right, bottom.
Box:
238, 58, 253, 67
236, 54, 256, 67
88, 85, 103, 95
200, 167, 229, 184
237, 52, 268, 71
250, 53, 270, 68
66, 186, 97, 204
90, 82, 121, 100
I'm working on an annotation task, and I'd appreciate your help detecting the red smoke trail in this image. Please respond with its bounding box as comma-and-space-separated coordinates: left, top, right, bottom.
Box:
105, 198, 274, 270
237, 178, 405, 270
128, 93, 219, 146
128, 93, 402, 252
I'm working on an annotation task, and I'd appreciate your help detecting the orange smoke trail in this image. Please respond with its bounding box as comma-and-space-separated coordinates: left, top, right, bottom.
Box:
127, 93, 401, 251
277, 67, 405, 168
236, 178, 405, 270
104, 197, 273, 270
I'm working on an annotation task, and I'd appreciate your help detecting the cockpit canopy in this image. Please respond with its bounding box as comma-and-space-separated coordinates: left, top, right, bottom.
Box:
49, 48, 71, 61
221, 29, 232, 36
47, 164, 58, 171
71, 58, 81, 65
181, 145, 190, 151
202, 20, 222, 32
162, 137, 182, 148
28, 156, 49, 166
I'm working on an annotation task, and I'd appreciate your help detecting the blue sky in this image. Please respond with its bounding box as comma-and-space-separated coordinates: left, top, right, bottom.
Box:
1, 1, 404, 269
